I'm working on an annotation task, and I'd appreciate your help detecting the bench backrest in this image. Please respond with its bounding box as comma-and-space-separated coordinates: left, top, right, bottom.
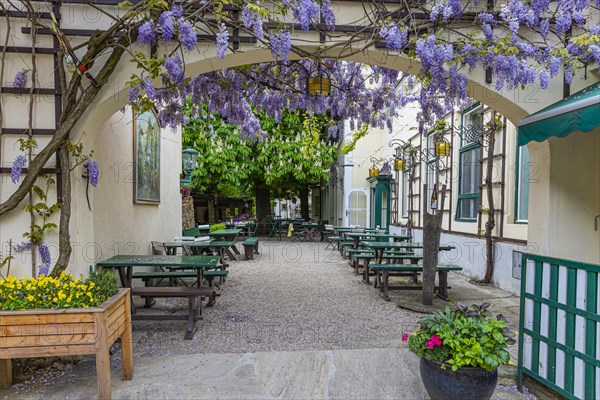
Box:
183, 227, 201, 237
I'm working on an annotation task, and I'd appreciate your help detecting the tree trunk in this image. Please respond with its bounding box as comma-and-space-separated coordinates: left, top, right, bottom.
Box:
52, 144, 72, 277
208, 197, 216, 223
299, 187, 309, 220
255, 186, 271, 226
422, 183, 446, 305
483, 126, 497, 283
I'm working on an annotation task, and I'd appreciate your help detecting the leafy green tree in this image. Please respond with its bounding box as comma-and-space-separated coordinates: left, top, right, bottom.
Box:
182, 104, 338, 223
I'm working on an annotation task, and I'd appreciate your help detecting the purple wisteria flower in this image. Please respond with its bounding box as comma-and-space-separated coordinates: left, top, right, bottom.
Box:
216, 23, 228, 59
143, 78, 157, 100
129, 85, 140, 104
12, 241, 31, 253
178, 19, 197, 51
269, 31, 291, 62
11, 155, 27, 184
137, 20, 156, 45
86, 160, 99, 187
321, 0, 336, 31
38, 243, 51, 276
13, 69, 28, 89
293, 0, 319, 31
164, 54, 184, 85
241, 7, 264, 39
380, 25, 408, 52
159, 10, 175, 43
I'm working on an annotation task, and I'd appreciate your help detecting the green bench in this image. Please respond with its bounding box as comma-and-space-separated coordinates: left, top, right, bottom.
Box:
369, 264, 463, 301
242, 237, 260, 260
132, 269, 229, 292
130, 286, 214, 339
355, 254, 423, 281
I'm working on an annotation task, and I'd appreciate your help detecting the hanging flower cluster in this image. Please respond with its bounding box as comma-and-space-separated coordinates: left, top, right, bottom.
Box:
85, 160, 99, 187
10, 155, 27, 184
119, 1, 600, 138
38, 243, 51, 276
12, 69, 28, 89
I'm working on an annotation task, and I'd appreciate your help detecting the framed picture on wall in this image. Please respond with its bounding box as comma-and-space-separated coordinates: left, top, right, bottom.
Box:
133, 109, 161, 204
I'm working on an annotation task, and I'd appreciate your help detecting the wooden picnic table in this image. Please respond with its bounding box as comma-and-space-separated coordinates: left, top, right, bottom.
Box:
359, 241, 455, 264
164, 240, 237, 265
209, 229, 242, 256
345, 232, 411, 249
96, 255, 221, 339
299, 222, 320, 241
97, 255, 220, 289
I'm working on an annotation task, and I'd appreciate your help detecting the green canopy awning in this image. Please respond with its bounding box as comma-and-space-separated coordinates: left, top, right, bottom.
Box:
517, 82, 600, 147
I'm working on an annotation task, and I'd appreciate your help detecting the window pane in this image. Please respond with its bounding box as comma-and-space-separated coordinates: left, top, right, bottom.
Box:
517, 145, 530, 222
459, 198, 478, 220
401, 173, 408, 218
460, 148, 480, 196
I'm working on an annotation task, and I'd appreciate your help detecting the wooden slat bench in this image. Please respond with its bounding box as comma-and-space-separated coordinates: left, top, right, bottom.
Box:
358, 254, 423, 282
130, 286, 214, 339
242, 237, 260, 260
368, 264, 463, 301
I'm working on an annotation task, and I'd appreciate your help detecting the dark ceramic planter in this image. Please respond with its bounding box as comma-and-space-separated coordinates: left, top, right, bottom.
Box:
419, 358, 498, 400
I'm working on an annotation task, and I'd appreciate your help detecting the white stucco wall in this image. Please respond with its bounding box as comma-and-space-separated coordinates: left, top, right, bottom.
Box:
527, 129, 600, 265
89, 107, 182, 266
0, 106, 182, 278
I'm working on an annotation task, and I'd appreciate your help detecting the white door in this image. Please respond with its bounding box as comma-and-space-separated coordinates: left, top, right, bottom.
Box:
346, 191, 367, 227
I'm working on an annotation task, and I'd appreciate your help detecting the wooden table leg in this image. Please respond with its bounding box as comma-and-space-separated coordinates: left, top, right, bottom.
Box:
437, 271, 449, 300
0, 359, 12, 389
121, 292, 133, 381
184, 297, 198, 340
382, 271, 391, 301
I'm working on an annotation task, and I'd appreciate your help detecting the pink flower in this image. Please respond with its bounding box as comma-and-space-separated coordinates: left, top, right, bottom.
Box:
425, 341, 435, 349
430, 334, 443, 347
402, 333, 409, 342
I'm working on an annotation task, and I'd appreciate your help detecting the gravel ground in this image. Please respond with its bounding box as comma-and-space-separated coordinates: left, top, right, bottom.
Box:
127, 240, 422, 358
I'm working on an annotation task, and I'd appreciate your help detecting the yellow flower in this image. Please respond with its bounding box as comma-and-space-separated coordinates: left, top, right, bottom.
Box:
58, 291, 67, 300
27, 295, 34, 301
53, 297, 58, 302
88, 282, 95, 289
66, 296, 72, 303
16, 283, 22, 290
69, 282, 76, 288
26, 284, 32, 290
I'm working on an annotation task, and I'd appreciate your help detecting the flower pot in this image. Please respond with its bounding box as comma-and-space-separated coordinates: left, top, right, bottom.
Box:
419, 357, 498, 400
0, 288, 133, 400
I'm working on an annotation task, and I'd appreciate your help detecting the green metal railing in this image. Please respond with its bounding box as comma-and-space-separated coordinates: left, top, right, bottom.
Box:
518, 253, 600, 400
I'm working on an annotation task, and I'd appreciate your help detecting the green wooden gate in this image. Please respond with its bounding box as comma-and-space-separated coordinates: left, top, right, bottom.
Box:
517, 253, 600, 399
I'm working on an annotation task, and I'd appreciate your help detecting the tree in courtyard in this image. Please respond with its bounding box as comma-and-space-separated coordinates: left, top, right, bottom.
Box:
0, 0, 598, 277
182, 104, 338, 224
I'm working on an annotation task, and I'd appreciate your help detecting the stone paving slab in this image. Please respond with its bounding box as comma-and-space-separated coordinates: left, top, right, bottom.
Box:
2, 348, 528, 400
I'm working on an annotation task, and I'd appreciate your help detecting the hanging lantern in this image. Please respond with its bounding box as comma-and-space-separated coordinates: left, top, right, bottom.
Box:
307, 67, 331, 96
435, 139, 451, 157
369, 167, 379, 177
394, 158, 405, 171
64, 55, 77, 74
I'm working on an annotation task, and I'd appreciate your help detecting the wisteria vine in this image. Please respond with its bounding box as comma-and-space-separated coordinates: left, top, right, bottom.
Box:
122, 0, 600, 137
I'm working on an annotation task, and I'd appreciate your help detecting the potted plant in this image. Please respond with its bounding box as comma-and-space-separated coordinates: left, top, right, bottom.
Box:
403, 303, 515, 400
0, 270, 132, 400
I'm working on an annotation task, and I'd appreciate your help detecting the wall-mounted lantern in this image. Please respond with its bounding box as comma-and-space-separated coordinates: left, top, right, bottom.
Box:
435, 138, 451, 157
307, 66, 332, 96
394, 158, 405, 171
181, 147, 199, 183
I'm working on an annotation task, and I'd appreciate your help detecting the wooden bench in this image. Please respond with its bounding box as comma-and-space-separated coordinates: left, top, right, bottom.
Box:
130, 286, 215, 339
356, 254, 423, 282
368, 264, 463, 301
242, 237, 260, 260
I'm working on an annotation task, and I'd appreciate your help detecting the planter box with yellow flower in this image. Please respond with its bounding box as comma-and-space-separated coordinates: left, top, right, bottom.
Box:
0, 271, 132, 400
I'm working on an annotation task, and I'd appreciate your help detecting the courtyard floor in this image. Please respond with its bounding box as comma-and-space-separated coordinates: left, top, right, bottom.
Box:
1, 240, 531, 399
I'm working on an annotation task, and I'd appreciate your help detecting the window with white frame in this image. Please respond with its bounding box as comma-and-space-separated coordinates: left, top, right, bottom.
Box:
457, 105, 483, 221
515, 144, 530, 223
